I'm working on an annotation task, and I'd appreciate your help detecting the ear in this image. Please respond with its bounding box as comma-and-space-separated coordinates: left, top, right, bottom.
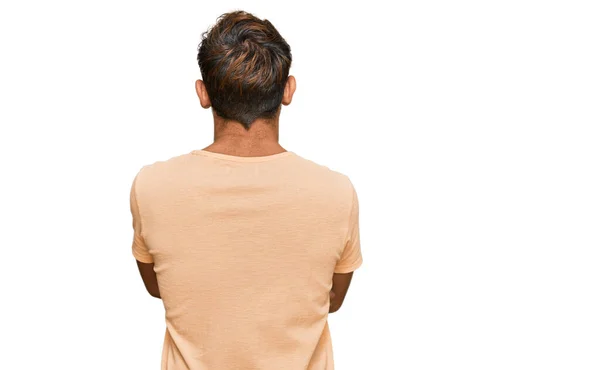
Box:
195, 80, 211, 109
281, 75, 296, 106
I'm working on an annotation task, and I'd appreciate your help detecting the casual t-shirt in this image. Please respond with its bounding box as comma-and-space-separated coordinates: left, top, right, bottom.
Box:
129, 149, 363, 370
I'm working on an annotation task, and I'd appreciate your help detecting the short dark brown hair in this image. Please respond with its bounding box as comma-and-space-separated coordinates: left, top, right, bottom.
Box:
197, 10, 292, 130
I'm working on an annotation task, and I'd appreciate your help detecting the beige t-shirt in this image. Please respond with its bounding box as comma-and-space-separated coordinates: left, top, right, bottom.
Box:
130, 149, 362, 370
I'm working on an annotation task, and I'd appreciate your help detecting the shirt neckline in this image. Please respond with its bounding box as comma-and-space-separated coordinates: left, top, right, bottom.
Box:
191, 149, 295, 162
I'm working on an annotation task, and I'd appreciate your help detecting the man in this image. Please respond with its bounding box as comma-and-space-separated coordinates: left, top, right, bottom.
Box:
130, 10, 362, 369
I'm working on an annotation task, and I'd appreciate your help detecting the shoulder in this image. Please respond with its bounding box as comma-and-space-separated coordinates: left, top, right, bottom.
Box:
289, 152, 356, 199
132, 152, 194, 189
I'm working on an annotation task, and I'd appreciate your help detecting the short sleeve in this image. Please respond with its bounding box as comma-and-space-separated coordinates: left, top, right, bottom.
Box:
130, 173, 154, 263
334, 182, 363, 273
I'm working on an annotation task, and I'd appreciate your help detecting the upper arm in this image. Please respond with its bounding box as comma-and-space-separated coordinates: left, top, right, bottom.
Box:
330, 181, 363, 312
334, 181, 363, 274
130, 173, 160, 298
130, 173, 154, 264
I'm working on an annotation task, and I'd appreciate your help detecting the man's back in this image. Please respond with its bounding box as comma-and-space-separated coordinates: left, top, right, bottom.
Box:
130, 149, 362, 369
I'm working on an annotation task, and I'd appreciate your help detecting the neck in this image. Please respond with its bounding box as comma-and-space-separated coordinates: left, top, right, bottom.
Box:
202, 115, 285, 157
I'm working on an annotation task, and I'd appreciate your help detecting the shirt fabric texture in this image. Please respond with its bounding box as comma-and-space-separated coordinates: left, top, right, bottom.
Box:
130, 149, 363, 370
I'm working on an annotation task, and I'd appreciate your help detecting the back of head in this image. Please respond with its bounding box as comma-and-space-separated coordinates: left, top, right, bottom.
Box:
197, 10, 292, 130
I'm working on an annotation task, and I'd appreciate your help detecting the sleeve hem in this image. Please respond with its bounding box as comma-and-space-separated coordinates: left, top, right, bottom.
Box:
334, 257, 363, 274
133, 248, 154, 263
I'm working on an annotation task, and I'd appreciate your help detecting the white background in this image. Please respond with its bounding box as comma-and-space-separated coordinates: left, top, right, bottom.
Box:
1, 1, 599, 369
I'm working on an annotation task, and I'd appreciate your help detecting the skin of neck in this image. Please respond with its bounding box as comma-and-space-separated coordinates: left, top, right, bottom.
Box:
195, 76, 296, 157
